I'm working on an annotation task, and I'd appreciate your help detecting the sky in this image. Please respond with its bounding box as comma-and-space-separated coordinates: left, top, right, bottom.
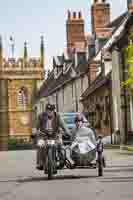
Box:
0, 0, 126, 70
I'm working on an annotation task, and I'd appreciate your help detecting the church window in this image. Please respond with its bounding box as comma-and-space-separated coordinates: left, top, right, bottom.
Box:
17, 87, 28, 109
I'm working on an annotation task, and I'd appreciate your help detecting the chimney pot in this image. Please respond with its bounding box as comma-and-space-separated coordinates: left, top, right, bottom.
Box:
78, 11, 82, 18
73, 12, 76, 18
68, 10, 71, 19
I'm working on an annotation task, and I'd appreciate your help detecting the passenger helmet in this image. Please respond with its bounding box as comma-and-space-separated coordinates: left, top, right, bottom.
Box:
74, 114, 84, 123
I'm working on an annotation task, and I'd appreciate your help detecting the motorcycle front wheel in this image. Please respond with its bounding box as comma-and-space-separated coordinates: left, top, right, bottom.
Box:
47, 148, 54, 180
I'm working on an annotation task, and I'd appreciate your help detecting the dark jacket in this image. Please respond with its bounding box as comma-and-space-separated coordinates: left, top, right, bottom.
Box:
36, 112, 70, 136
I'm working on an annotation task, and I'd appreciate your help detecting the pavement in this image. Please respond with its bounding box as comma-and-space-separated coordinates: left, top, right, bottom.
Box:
120, 145, 133, 152
104, 144, 133, 153
0, 149, 133, 200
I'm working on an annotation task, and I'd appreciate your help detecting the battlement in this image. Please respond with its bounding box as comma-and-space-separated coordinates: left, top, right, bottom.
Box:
1, 57, 42, 70
0, 56, 44, 80
0, 36, 45, 74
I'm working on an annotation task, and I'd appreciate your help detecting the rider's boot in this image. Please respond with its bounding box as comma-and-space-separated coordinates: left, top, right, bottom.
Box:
65, 147, 75, 169
36, 165, 43, 170
36, 148, 44, 170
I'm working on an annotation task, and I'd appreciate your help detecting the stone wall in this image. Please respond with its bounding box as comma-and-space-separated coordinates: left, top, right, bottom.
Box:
7, 79, 35, 137
0, 80, 9, 150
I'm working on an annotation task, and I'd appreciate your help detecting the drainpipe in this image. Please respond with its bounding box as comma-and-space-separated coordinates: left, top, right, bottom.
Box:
122, 50, 128, 144
112, 47, 125, 146
75, 79, 78, 112
56, 91, 59, 112
108, 80, 113, 144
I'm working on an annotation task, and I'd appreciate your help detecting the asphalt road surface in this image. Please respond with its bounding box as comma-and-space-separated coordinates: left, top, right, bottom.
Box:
0, 149, 133, 200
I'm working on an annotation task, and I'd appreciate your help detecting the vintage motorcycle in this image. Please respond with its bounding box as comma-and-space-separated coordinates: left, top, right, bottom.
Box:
35, 130, 105, 179
36, 129, 66, 180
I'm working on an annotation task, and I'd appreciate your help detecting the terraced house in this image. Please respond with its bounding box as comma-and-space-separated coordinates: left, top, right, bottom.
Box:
35, 0, 133, 145
35, 0, 113, 117
36, 11, 89, 113
81, 0, 133, 144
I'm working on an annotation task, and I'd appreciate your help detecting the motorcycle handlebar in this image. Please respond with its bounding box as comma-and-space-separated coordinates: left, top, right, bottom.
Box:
36, 130, 58, 139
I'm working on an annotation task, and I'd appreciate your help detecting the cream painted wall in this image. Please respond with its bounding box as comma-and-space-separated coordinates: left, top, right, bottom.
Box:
37, 74, 89, 114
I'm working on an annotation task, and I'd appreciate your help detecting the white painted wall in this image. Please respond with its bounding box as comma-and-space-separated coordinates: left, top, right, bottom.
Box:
111, 49, 125, 144
64, 83, 73, 112
36, 74, 89, 114
82, 76, 88, 93
58, 89, 64, 112
105, 61, 112, 75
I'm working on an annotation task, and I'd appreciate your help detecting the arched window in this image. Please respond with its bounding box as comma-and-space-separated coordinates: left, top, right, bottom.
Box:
17, 87, 28, 109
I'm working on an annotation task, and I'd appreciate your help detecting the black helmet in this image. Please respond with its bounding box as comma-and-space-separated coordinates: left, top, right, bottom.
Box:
45, 103, 55, 111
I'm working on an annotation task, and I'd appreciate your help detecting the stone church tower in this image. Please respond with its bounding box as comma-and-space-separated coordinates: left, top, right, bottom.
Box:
0, 37, 44, 150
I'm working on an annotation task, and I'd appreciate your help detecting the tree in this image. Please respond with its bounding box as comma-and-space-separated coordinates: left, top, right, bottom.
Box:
122, 42, 133, 93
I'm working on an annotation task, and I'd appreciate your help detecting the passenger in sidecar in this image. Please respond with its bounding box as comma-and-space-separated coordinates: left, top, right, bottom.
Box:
67, 114, 97, 166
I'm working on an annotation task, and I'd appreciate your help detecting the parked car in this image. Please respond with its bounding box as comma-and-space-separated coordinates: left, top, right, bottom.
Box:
59, 112, 96, 144
60, 112, 89, 129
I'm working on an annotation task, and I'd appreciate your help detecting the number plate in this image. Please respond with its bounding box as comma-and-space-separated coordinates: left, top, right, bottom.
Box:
47, 140, 55, 145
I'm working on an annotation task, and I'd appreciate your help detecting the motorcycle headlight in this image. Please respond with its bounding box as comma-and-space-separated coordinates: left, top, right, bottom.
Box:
37, 139, 45, 147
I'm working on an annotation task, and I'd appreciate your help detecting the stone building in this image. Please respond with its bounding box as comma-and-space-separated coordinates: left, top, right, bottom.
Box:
35, 0, 133, 146
109, 13, 133, 145
81, 72, 112, 137
81, 0, 133, 142
80, 0, 112, 137
0, 37, 44, 150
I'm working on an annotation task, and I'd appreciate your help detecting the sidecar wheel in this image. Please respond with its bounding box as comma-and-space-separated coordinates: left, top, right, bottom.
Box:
98, 163, 103, 176
102, 157, 106, 168
97, 154, 103, 177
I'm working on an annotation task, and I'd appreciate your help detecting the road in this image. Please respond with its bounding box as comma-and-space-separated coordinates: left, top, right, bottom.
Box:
0, 149, 133, 200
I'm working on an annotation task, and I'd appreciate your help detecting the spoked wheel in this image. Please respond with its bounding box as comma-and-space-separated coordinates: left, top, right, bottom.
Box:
102, 156, 106, 168
65, 146, 75, 169
56, 148, 66, 169
97, 153, 103, 177
65, 159, 73, 169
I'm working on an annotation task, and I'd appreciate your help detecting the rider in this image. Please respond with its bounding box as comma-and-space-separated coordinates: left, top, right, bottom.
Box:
32, 103, 71, 170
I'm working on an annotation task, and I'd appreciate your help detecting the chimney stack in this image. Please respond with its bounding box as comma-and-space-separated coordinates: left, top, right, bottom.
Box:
127, 0, 133, 13
66, 11, 85, 54
91, 0, 111, 37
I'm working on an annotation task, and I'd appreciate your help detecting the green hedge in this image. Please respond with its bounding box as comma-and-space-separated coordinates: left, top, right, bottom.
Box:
8, 137, 35, 150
